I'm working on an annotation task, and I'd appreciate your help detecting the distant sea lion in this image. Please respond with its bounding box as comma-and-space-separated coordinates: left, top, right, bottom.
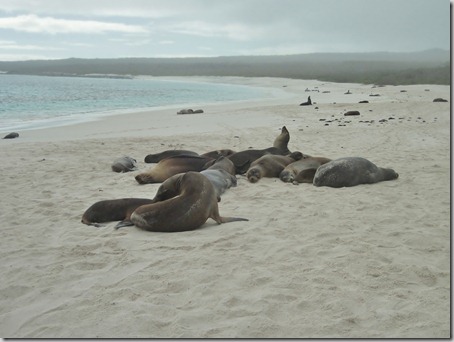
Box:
135, 155, 213, 184
299, 96, 312, 106
117, 172, 248, 232
246, 154, 300, 183
3, 132, 19, 139
344, 111, 360, 116
144, 150, 199, 163
81, 198, 154, 227
280, 156, 332, 183
313, 157, 399, 188
111, 156, 137, 173
228, 126, 292, 174
433, 98, 448, 102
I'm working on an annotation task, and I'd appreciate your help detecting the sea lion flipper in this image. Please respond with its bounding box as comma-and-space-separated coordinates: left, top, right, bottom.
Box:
219, 217, 249, 224
115, 220, 135, 229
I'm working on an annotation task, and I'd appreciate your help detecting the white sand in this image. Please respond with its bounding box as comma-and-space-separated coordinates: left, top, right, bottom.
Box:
0, 77, 450, 338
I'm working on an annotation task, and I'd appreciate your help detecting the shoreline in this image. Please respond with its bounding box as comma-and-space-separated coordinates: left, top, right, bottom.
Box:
2, 76, 448, 142
0, 77, 450, 338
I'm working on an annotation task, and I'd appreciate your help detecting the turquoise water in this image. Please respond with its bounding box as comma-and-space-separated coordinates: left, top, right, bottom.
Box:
0, 75, 273, 131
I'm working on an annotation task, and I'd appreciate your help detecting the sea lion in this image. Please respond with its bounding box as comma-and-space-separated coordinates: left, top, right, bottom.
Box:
111, 156, 137, 173
228, 126, 292, 174
280, 156, 332, 183
246, 154, 300, 183
3, 132, 19, 139
313, 157, 399, 188
81, 198, 154, 227
135, 155, 213, 184
200, 156, 238, 200
299, 96, 312, 106
201, 149, 236, 159
144, 150, 199, 163
116, 172, 248, 232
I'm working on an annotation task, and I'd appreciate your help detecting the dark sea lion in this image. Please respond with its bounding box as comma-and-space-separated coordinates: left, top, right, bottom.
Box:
313, 157, 399, 188
300, 96, 312, 106
202, 155, 236, 176
3, 132, 19, 139
228, 126, 292, 174
246, 154, 299, 183
144, 150, 199, 163
117, 172, 248, 232
111, 156, 137, 173
280, 156, 332, 183
135, 155, 213, 184
81, 198, 154, 227
201, 149, 236, 159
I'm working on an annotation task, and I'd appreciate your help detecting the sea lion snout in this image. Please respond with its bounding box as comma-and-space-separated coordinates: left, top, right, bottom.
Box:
247, 169, 261, 183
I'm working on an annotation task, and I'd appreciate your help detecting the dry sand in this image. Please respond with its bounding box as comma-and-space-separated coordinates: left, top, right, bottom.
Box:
0, 77, 450, 338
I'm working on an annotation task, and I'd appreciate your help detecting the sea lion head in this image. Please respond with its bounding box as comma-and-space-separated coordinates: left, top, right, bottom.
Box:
246, 167, 262, 183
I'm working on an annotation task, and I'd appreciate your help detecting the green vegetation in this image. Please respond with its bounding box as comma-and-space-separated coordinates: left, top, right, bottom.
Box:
0, 50, 449, 85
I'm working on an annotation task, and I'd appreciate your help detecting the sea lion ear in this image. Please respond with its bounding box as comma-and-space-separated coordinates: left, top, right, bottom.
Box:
202, 159, 216, 170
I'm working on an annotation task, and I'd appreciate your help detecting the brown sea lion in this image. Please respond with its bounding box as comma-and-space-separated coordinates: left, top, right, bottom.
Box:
280, 156, 332, 183
313, 157, 399, 188
116, 172, 248, 232
135, 155, 213, 184
202, 155, 236, 176
246, 154, 300, 183
144, 150, 199, 163
111, 156, 137, 173
81, 198, 154, 227
227, 126, 292, 174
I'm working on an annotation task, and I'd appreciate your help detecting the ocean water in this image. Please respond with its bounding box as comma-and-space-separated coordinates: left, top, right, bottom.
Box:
0, 74, 276, 131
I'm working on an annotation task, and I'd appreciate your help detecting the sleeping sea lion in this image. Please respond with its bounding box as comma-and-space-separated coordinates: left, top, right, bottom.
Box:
135, 155, 213, 184
81, 198, 154, 227
280, 156, 332, 183
313, 157, 399, 188
246, 153, 301, 183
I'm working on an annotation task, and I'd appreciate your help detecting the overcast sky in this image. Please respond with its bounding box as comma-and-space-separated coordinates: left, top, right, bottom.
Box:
0, 0, 450, 61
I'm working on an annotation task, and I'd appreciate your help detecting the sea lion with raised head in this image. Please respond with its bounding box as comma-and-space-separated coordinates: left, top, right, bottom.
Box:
117, 172, 248, 232
111, 156, 137, 173
135, 155, 213, 184
280, 156, 332, 183
227, 126, 293, 174
246, 153, 302, 183
144, 150, 199, 163
313, 157, 399, 188
81, 198, 154, 227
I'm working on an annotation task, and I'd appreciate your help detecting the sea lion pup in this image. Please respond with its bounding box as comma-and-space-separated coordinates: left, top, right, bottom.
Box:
116, 172, 248, 232
246, 152, 302, 183
144, 150, 199, 163
313, 157, 399, 188
227, 126, 292, 174
135, 155, 213, 184
280, 156, 332, 183
200, 156, 238, 201
81, 198, 154, 227
111, 156, 138, 173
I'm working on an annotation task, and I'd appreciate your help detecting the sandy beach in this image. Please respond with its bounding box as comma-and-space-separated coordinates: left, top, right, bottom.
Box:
0, 77, 450, 338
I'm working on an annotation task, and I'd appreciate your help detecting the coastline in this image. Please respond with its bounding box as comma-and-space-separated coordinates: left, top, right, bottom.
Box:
0, 77, 450, 338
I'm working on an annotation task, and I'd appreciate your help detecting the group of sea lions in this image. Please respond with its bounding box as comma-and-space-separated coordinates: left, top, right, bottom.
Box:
82, 126, 399, 232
